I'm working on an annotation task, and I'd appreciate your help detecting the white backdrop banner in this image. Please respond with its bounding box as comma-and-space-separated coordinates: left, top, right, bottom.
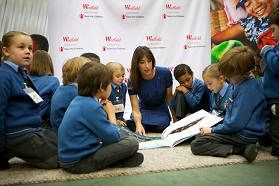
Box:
48, 0, 210, 114
48, 0, 210, 82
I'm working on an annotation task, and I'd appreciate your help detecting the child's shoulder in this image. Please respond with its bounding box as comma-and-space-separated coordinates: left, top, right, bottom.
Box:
194, 77, 204, 85
237, 77, 260, 92
0, 64, 17, 78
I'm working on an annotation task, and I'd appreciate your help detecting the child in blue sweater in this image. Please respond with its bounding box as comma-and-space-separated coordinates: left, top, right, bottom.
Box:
0, 31, 58, 170
58, 62, 143, 174
170, 64, 210, 120
202, 63, 232, 118
260, 7, 279, 156
50, 57, 90, 134
29, 50, 60, 128
191, 46, 267, 162
106, 62, 127, 126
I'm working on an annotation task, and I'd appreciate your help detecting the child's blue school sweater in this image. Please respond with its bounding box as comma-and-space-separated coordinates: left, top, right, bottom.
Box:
262, 42, 279, 105
212, 77, 266, 143
0, 62, 41, 149
58, 96, 121, 168
50, 84, 78, 134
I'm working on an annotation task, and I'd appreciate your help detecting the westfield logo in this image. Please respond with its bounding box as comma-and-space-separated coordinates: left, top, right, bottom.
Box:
186, 35, 202, 40
166, 4, 181, 10
124, 5, 140, 10
146, 36, 162, 41
62, 37, 79, 42
105, 36, 121, 42
82, 4, 99, 10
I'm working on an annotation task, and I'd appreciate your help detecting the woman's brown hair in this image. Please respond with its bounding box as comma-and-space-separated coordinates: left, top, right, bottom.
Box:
129, 46, 155, 90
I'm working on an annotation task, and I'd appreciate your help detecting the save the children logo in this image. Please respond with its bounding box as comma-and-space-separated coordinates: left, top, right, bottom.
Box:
146, 36, 166, 50
80, 3, 103, 19
164, 3, 184, 19
184, 35, 205, 50
121, 4, 144, 20
59, 36, 83, 52
102, 36, 125, 51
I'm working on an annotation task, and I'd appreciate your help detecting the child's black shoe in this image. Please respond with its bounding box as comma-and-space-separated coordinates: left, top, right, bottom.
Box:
233, 144, 258, 162
0, 147, 10, 170
110, 153, 144, 168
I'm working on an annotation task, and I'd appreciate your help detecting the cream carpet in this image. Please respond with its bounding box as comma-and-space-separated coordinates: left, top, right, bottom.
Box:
1, 143, 278, 186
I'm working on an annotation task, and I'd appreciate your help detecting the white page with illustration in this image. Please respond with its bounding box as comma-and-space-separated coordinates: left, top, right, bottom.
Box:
139, 110, 223, 149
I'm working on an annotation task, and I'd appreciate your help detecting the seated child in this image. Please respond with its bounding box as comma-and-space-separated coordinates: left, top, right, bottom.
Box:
58, 62, 144, 174
106, 62, 127, 126
29, 50, 60, 128
170, 64, 210, 120
0, 31, 58, 170
50, 57, 90, 134
202, 63, 232, 118
190, 46, 267, 162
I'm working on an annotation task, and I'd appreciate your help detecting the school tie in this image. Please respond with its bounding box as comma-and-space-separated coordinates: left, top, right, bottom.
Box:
215, 92, 222, 105
18, 67, 29, 87
115, 86, 121, 98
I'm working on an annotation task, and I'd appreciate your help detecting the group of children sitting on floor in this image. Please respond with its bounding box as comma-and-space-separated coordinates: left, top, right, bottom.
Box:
0, 8, 279, 174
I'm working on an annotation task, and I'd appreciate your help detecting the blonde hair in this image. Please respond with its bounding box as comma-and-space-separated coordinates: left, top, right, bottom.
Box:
62, 57, 90, 85
202, 63, 222, 79
106, 62, 125, 72
1, 31, 30, 60
29, 50, 54, 76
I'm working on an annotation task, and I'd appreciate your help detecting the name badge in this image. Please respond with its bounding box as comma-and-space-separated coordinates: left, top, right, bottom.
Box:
23, 87, 43, 104
212, 109, 222, 116
112, 100, 125, 113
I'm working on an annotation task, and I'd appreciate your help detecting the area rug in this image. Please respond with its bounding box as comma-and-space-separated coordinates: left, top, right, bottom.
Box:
0, 143, 278, 186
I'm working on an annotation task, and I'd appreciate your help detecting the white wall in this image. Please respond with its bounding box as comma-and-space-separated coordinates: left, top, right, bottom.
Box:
0, 0, 48, 38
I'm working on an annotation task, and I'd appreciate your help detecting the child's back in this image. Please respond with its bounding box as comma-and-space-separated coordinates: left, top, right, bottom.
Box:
29, 50, 60, 125
50, 57, 90, 134
58, 62, 143, 174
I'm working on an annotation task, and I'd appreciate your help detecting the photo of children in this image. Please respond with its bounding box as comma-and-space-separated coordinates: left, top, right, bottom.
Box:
210, 0, 279, 63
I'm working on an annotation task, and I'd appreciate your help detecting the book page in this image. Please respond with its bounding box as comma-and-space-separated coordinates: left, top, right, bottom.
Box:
163, 109, 223, 147
162, 110, 209, 139
138, 110, 223, 149
139, 139, 170, 149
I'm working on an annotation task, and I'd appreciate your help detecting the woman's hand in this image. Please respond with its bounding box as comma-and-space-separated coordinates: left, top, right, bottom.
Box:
135, 124, 146, 136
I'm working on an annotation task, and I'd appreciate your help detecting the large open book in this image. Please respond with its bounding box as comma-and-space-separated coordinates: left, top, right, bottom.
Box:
138, 109, 223, 149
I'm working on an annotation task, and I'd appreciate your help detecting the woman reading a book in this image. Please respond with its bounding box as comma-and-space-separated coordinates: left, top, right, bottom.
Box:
126, 46, 177, 135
